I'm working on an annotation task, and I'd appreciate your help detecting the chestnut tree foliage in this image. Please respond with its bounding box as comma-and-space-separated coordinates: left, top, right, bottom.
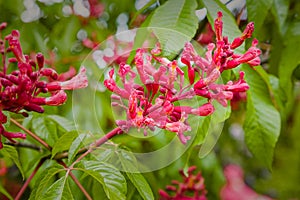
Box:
0, 0, 299, 199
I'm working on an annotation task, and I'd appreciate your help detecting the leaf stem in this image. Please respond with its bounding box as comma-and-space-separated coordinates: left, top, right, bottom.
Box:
10, 118, 52, 151
58, 160, 92, 200
15, 158, 46, 200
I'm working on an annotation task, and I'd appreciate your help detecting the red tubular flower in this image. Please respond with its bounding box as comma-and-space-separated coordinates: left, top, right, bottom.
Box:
45, 90, 68, 106
0, 125, 26, 149
214, 12, 223, 42
0, 26, 88, 148
36, 53, 44, 69
231, 22, 254, 49
5, 30, 25, 63
191, 103, 215, 116
40, 68, 58, 80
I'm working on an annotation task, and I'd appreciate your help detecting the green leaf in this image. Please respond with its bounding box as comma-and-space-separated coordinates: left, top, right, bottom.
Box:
47, 115, 76, 132
92, 147, 114, 163
51, 131, 78, 158
29, 165, 64, 200
149, 0, 198, 57
271, 0, 289, 35
68, 134, 87, 165
246, 0, 274, 35
198, 102, 231, 158
0, 145, 25, 179
243, 66, 281, 169
278, 21, 300, 107
255, 67, 285, 113
0, 183, 13, 200
78, 161, 127, 200
118, 150, 154, 200
90, 179, 109, 200
41, 176, 74, 200
32, 115, 57, 147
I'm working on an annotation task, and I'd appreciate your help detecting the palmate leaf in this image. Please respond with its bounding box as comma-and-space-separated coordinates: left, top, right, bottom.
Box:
198, 102, 231, 158
271, 0, 289, 35
29, 165, 64, 200
242, 66, 281, 169
1, 145, 25, 179
51, 131, 78, 158
246, 0, 274, 35
32, 115, 58, 147
47, 115, 76, 132
148, 0, 198, 57
118, 150, 154, 200
278, 21, 300, 107
67, 134, 87, 165
77, 161, 127, 200
41, 176, 74, 200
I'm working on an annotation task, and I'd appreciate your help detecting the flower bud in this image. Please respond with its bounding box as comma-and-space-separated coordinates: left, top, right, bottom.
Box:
194, 79, 206, 90
191, 103, 215, 116
0, 112, 7, 124
24, 103, 44, 113
0, 22, 7, 30
36, 53, 44, 69
0, 78, 13, 87
230, 37, 244, 49
45, 90, 67, 106
60, 67, 88, 90
194, 88, 211, 98
3, 131, 26, 141
40, 68, 58, 80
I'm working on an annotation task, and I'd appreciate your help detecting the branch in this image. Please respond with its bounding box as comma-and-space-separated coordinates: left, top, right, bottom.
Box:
5, 142, 42, 151
70, 127, 123, 167
57, 160, 92, 200
53, 127, 123, 162
10, 118, 52, 151
15, 158, 46, 200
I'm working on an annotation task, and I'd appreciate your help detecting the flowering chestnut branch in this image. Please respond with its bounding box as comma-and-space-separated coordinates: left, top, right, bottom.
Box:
0, 23, 88, 148
104, 12, 261, 144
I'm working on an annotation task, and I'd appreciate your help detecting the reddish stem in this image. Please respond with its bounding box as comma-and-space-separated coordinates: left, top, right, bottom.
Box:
71, 127, 123, 167
10, 118, 52, 151
15, 158, 46, 200
58, 160, 92, 200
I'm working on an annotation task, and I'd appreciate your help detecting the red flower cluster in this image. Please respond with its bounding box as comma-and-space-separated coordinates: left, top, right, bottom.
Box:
0, 23, 88, 148
181, 12, 261, 107
104, 12, 260, 144
159, 166, 207, 200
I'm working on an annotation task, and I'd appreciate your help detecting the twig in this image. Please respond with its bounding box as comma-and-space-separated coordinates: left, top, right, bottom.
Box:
57, 160, 92, 200
236, 4, 246, 26
53, 146, 87, 160
5, 142, 42, 151
10, 118, 52, 151
15, 158, 46, 200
